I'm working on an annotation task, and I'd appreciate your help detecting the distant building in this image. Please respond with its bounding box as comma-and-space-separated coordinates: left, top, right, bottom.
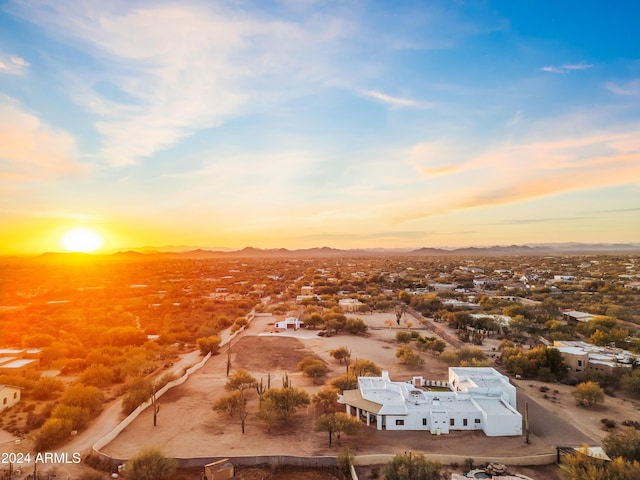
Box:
300, 286, 314, 295
0, 385, 21, 412
338, 298, 364, 312
274, 317, 304, 330
554, 340, 639, 375
340, 367, 521, 437
0, 349, 41, 376
562, 311, 595, 324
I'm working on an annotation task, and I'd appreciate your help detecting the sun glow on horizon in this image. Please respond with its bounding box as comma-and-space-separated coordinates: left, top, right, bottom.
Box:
60, 227, 104, 253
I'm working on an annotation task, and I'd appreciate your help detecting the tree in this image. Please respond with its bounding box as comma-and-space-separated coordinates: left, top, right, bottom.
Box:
603, 427, 640, 462
349, 358, 382, 377
315, 412, 362, 446
212, 390, 250, 433
60, 385, 104, 413
395, 303, 407, 325
330, 346, 352, 371
80, 364, 116, 387
197, 335, 221, 355
223, 369, 257, 433
125, 448, 178, 480
258, 386, 310, 424
331, 373, 358, 393
345, 317, 368, 335
562, 449, 640, 480
396, 345, 423, 366
34, 417, 73, 451
51, 404, 90, 430
396, 331, 413, 344
572, 381, 605, 407
305, 313, 324, 330
313, 386, 340, 413
622, 369, 640, 397
122, 377, 154, 415
382, 452, 443, 480
31, 377, 64, 400
225, 369, 257, 393
297, 357, 330, 382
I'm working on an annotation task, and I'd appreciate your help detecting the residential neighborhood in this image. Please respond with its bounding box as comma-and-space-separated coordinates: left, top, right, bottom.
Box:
0, 249, 639, 480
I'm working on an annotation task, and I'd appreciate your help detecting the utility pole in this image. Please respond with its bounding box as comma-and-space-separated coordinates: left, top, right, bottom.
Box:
226, 342, 232, 377
525, 400, 530, 444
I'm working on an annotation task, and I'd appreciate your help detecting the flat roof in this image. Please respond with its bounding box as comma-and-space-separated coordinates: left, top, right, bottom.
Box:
473, 398, 517, 416
0, 359, 37, 368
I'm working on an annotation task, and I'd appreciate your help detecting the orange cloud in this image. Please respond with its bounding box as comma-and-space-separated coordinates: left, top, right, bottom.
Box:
393, 129, 640, 222
0, 96, 84, 181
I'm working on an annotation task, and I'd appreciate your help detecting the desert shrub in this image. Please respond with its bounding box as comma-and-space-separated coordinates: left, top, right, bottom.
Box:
122, 377, 154, 415
572, 381, 605, 407
196, 335, 221, 355
60, 385, 104, 413
297, 357, 329, 381
80, 364, 116, 388
395, 331, 413, 344
35, 417, 73, 451
396, 345, 424, 366
31, 377, 65, 400
125, 448, 178, 480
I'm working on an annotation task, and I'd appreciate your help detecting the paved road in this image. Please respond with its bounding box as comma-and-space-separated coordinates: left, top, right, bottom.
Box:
516, 388, 594, 447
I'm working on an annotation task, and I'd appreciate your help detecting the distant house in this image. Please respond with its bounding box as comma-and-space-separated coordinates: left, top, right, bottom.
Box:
562, 311, 595, 324
340, 367, 521, 437
554, 340, 639, 375
296, 295, 319, 303
300, 285, 314, 295
0, 349, 40, 376
0, 385, 21, 412
274, 317, 304, 330
338, 298, 364, 312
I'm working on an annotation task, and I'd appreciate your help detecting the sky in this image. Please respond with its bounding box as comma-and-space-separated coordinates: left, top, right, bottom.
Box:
1, 0, 639, 255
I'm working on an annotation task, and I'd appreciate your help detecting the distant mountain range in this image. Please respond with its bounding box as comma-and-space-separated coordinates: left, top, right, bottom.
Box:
97, 242, 640, 258
16, 242, 640, 262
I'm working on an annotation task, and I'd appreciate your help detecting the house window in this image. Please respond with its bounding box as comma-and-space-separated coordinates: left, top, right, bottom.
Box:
13, 392, 17, 399
450, 418, 454, 426
2, 398, 6, 405
463, 418, 468, 426
395, 419, 404, 426
475, 419, 481, 424
422, 418, 427, 426
578, 360, 583, 367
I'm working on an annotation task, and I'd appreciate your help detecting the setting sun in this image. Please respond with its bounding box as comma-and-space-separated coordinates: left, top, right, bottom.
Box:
60, 227, 104, 253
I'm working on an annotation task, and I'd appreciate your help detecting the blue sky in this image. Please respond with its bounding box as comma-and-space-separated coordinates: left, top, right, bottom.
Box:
1, 0, 639, 254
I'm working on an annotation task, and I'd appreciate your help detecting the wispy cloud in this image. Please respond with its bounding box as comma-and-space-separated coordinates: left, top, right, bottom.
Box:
0, 95, 83, 181
606, 79, 640, 96
392, 125, 640, 223
9, 1, 354, 167
500, 216, 587, 225
359, 90, 433, 108
541, 63, 593, 74
0, 52, 29, 75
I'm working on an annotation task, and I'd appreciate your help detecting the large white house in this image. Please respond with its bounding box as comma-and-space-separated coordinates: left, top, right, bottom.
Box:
340, 367, 522, 437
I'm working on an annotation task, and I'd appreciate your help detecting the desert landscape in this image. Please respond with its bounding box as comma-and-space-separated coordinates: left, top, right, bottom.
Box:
90, 311, 637, 479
